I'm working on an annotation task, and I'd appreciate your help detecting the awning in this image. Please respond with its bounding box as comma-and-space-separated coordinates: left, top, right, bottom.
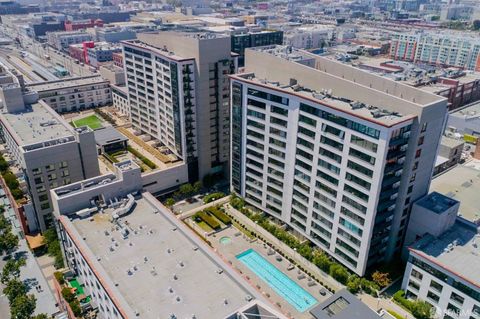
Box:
25, 233, 45, 250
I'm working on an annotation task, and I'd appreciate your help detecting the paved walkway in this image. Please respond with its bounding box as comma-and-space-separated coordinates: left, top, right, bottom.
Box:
359, 293, 415, 319
0, 240, 59, 318
177, 195, 231, 219
223, 204, 343, 292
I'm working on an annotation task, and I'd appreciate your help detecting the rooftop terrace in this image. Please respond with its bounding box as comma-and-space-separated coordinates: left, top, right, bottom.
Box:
64, 194, 255, 319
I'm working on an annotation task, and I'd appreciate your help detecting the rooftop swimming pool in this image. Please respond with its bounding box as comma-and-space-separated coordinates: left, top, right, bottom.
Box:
236, 249, 317, 312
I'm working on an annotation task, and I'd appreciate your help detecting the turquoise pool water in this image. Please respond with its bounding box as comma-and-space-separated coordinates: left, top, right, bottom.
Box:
236, 249, 317, 312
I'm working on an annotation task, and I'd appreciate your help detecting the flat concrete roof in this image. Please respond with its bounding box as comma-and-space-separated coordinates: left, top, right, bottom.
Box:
409, 221, 480, 288
430, 165, 480, 224
415, 192, 459, 215
1, 101, 73, 146
27, 75, 108, 92
235, 74, 413, 126
68, 195, 253, 319
441, 136, 464, 149
310, 289, 381, 319
94, 126, 127, 146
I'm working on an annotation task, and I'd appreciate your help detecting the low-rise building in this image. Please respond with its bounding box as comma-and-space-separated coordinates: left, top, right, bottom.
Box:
93, 126, 128, 155
402, 192, 479, 319
47, 30, 93, 51
86, 42, 122, 67
447, 102, 480, 137
27, 75, 112, 113
64, 18, 103, 31
309, 289, 384, 319
433, 136, 464, 175
430, 165, 480, 225
50, 160, 267, 319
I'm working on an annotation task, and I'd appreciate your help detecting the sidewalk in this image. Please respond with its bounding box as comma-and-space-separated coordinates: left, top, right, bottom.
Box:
224, 204, 343, 292
359, 293, 415, 319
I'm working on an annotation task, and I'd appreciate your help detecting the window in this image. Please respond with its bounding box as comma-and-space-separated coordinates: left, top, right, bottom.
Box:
450, 292, 464, 305
40, 202, 50, 210
427, 291, 440, 303
351, 135, 378, 152
269, 127, 287, 138
297, 148, 313, 161
59, 161, 68, 168
271, 105, 288, 116
46, 164, 55, 171
299, 114, 316, 127
344, 184, 369, 202
349, 148, 375, 165
346, 173, 371, 190
32, 168, 42, 175
61, 170, 69, 177
48, 173, 57, 181
34, 177, 43, 184
415, 149, 422, 158
418, 136, 424, 146
297, 137, 314, 150
421, 122, 428, 132
269, 137, 286, 148
270, 116, 288, 127
319, 147, 342, 163
247, 109, 265, 120
318, 159, 340, 175
38, 194, 48, 202
430, 280, 443, 293
347, 160, 373, 177
320, 136, 343, 151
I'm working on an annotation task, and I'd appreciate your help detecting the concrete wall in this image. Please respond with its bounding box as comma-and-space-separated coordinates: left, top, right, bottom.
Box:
141, 163, 188, 195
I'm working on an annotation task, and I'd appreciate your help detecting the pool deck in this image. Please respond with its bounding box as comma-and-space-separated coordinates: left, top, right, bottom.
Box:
210, 226, 332, 319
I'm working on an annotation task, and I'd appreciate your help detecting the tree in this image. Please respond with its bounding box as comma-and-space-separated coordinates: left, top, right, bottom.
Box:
179, 183, 194, 197
10, 293, 36, 319
3, 171, 19, 189
193, 181, 202, 193
3, 279, 27, 303
312, 251, 332, 273
1, 258, 26, 284
69, 300, 82, 317
31, 314, 49, 319
10, 188, 23, 200
61, 287, 75, 303
411, 300, 433, 319
329, 264, 349, 285
0, 158, 8, 173
0, 230, 19, 256
346, 276, 361, 294
165, 198, 175, 207
372, 271, 391, 288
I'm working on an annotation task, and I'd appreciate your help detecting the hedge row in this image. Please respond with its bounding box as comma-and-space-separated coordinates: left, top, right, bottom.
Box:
195, 211, 220, 230
205, 206, 231, 224
393, 290, 433, 319
127, 146, 157, 169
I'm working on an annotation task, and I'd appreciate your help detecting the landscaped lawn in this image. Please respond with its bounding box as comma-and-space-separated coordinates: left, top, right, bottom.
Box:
73, 115, 103, 130
196, 220, 214, 232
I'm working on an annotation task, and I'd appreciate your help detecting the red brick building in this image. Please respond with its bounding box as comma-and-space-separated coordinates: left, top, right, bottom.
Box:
65, 19, 103, 31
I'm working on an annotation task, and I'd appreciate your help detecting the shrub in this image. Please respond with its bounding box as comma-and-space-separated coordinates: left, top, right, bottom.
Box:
10, 189, 23, 200
3, 171, 19, 189
165, 198, 176, 207
203, 192, 226, 204
61, 287, 75, 303
70, 299, 82, 317
127, 146, 156, 169
206, 207, 231, 224
387, 310, 405, 319
54, 272, 64, 285
329, 264, 349, 285
195, 211, 220, 230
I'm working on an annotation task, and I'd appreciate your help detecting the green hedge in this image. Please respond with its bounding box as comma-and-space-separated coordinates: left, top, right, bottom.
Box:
203, 192, 226, 204
206, 207, 231, 224
387, 310, 405, 319
393, 290, 433, 319
127, 146, 156, 169
195, 211, 220, 230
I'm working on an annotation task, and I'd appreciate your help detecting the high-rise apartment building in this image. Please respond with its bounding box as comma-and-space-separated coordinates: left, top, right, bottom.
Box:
390, 32, 480, 71
230, 46, 448, 275
0, 101, 99, 232
122, 32, 237, 182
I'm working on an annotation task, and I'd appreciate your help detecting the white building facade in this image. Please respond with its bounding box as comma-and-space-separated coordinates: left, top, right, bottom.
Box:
231, 46, 448, 275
